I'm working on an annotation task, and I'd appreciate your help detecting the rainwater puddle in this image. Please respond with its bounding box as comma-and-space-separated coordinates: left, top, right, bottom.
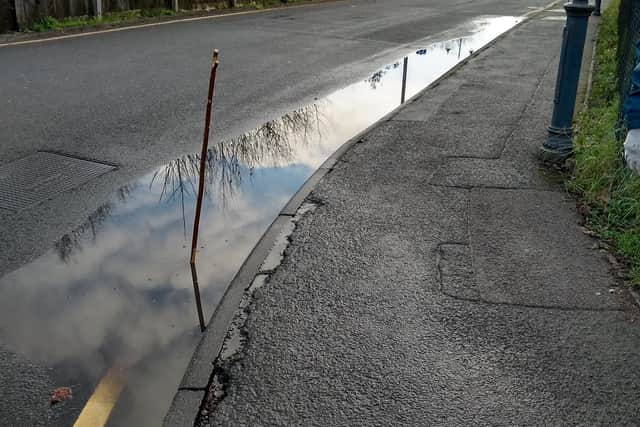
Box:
0, 15, 520, 426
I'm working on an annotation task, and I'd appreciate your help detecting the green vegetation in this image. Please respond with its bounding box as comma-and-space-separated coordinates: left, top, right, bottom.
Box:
24, 0, 308, 32
25, 8, 175, 32
239, 0, 303, 9
569, 0, 640, 284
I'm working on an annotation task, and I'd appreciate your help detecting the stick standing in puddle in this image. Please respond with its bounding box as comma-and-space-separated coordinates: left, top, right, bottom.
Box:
190, 49, 220, 332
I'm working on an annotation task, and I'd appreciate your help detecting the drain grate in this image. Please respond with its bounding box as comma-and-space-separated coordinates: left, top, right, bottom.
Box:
0, 152, 116, 213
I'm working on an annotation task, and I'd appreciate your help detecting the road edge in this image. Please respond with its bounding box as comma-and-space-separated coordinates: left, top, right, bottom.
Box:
163, 2, 564, 425
0, 0, 344, 48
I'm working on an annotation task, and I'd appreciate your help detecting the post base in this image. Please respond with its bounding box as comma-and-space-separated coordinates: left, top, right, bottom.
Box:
540, 132, 573, 164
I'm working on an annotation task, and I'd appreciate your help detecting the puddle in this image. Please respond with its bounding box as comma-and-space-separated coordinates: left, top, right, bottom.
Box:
0, 16, 520, 426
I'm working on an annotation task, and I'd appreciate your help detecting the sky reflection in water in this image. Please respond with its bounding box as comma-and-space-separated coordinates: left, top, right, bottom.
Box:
0, 16, 520, 426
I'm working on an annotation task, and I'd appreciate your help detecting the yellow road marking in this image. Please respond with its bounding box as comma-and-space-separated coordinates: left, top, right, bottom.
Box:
73, 365, 127, 427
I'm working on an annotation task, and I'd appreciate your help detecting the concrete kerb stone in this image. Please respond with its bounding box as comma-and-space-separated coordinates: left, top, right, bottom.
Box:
280, 168, 330, 216
163, 389, 206, 427
577, 0, 610, 112
164, 1, 568, 423
176, 215, 292, 390
578, 8, 599, 111
193, 203, 319, 426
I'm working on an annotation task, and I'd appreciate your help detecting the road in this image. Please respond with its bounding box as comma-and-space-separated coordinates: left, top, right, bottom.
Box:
0, 0, 553, 275
0, 0, 552, 425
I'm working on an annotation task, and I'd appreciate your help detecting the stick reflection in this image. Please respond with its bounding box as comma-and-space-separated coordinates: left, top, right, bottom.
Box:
190, 263, 206, 332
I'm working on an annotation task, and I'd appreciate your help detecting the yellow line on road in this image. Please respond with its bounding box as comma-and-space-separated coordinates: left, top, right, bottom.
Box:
73, 365, 127, 427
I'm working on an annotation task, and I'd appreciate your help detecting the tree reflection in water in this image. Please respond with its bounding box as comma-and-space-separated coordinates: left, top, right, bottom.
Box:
152, 102, 325, 213
367, 62, 401, 90
55, 186, 134, 263
366, 37, 466, 90
54, 102, 326, 262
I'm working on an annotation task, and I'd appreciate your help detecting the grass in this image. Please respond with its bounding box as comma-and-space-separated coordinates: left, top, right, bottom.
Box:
23, 0, 308, 32
25, 9, 175, 32
231, 0, 306, 10
569, 0, 640, 285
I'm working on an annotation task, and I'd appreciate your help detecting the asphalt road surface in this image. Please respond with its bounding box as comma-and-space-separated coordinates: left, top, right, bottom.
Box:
0, 0, 552, 424
0, 0, 553, 275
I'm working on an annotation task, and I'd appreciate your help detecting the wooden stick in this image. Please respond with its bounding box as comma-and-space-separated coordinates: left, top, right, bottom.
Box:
189, 49, 219, 332
191, 49, 219, 266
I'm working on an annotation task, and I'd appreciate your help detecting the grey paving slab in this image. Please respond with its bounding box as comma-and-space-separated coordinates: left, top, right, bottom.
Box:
429, 157, 555, 189
308, 178, 470, 246
435, 80, 534, 125
447, 188, 622, 310
438, 243, 479, 299
418, 115, 514, 158
392, 77, 462, 122
334, 121, 448, 184
462, 18, 563, 82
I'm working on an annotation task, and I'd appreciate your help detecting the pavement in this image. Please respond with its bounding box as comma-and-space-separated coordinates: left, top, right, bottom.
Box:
166, 6, 640, 426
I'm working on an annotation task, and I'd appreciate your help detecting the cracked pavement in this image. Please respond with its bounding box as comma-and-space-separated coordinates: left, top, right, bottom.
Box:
185, 10, 640, 426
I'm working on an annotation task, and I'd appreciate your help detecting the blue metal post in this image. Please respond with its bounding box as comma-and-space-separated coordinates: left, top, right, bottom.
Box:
593, 0, 601, 16
540, 0, 595, 163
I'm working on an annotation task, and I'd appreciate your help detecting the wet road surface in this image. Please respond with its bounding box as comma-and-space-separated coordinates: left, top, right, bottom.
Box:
0, 1, 551, 425
1, 0, 550, 275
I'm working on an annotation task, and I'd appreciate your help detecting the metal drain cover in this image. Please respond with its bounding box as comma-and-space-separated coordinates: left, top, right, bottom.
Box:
0, 152, 115, 213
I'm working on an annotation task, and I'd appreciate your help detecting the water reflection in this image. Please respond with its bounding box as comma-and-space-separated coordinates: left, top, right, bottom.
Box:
54, 186, 135, 264
401, 56, 409, 104
152, 103, 326, 212
0, 15, 521, 427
